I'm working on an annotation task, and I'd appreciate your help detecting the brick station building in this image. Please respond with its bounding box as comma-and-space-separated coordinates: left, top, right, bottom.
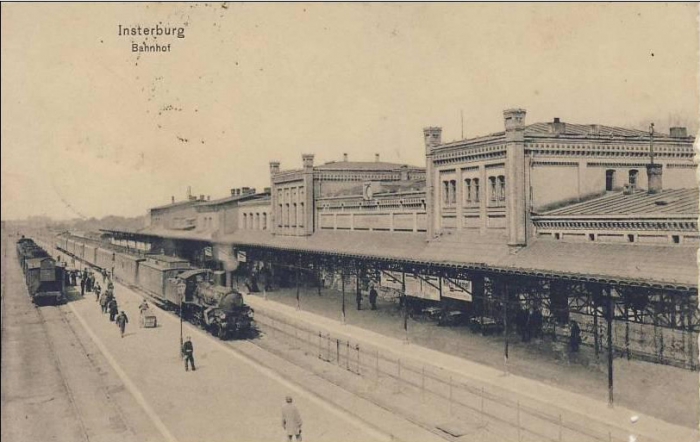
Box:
100, 108, 698, 373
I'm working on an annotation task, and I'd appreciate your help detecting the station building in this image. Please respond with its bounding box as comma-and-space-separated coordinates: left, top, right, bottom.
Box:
97, 108, 697, 372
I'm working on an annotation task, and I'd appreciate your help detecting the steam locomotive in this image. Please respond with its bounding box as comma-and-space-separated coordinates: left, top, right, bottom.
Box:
55, 234, 253, 339
16, 237, 65, 305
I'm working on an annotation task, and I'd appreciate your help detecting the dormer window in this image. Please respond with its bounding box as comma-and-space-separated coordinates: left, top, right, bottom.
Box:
629, 170, 639, 189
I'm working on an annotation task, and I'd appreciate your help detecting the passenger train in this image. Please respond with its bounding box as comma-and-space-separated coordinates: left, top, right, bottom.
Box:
55, 234, 253, 339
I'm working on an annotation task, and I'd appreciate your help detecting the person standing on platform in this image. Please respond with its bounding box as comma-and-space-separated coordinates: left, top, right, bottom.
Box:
108, 298, 118, 322
182, 336, 196, 371
369, 285, 378, 310
281, 396, 303, 442
94, 282, 101, 302
116, 311, 129, 338
569, 320, 582, 353
80, 275, 86, 297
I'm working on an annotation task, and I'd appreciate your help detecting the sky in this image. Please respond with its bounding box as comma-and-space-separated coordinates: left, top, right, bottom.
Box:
2, 2, 698, 220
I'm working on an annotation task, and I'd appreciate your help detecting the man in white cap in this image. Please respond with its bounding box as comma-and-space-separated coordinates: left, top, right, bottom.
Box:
281, 395, 303, 441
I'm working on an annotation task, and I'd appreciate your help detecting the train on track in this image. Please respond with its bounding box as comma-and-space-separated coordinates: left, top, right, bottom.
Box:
55, 234, 254, 340
16, 237, 66, 305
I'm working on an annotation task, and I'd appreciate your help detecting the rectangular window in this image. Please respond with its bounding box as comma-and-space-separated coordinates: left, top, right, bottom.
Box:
464, 179, 472, 203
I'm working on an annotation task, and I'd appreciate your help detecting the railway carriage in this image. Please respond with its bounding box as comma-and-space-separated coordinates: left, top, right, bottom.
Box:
96, 247, 115, 272
113, 253, 143, 286
137, 255, 190, 297
84, 244, 98, 266
16, 237, 65, 305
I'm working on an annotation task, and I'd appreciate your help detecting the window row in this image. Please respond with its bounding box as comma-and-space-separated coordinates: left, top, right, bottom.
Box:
276, 202, 305, 228
441, 175, 505, 207
605, 169, 638, 192
242, 212, 268, 230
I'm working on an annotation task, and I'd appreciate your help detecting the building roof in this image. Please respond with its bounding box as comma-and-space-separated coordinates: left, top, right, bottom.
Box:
217, 229, 696, 289
315, 161, 423, 171
438, 121, 693, 149
539, 188, 699, 217
196, 192, 268, 208
105, 226, 697, 289
524, 122, 653, 138
499, 240, 698, 289
150, 200, 198, 211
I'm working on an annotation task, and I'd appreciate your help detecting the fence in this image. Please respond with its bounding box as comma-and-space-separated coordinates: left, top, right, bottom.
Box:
253, 308, 660, 442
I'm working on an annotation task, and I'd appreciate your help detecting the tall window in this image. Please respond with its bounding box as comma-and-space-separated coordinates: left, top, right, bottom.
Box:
464, 179, 472, 203
292, 203, 297, 227
277, 204, 283, 227
443, 181, 450, 205
449, 180, 457, 205
605, 170, 616, 191
473, 178, 480, 202
629, 169, 638, 188
299, 202, 304, 227
498, 176, 506, 201
489, 177, 497, 202
255, 213, 260, 230
262, 213, 267, 230
243, 213, 248, 229
285, 204, 290, 227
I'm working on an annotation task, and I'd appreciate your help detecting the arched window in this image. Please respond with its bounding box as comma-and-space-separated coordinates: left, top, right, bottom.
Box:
489, 177, 497, 202
605, 170, 616, 191
285, 204, 290, 227
277, 204, 283, 227
292, 203, 297, 226
262, 213, 267, 230
474, 178, 480, 203
255, 213, 260, 230
498, 176, 506, 202
243, 213, 248, 229
449, 180, 457, 204
464, 179, 472, 203
299, 202, 304, 227
629, 169, 638, 188
442, 181, 450, 205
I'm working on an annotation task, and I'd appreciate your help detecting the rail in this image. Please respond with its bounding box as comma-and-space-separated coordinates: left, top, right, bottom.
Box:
253, 308, 655, 442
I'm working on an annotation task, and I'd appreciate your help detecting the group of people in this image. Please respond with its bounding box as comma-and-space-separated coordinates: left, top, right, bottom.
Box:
94, 276, 128, 337
356, 284, 379, 311
80, 268, 99, 297
515, 306, 544, 342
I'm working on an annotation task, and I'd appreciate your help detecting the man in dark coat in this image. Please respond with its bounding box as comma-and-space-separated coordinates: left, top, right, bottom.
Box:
569, 320, 582, 353
369, 285, 378, 310
116, 311, 129, 338
182, 336, 196, 371
94, 282, 101, 302
108, 298, 119, 322
80, 275, 86, 297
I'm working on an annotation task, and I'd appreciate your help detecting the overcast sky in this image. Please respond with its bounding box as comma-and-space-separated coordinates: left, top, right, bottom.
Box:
2, 2, 698, 220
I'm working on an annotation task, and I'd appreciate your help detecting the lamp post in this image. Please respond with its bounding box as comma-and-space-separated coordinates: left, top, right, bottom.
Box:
177, 280, 186, 356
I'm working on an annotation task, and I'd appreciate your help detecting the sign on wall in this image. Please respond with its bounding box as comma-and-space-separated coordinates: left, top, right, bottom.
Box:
404, 274, 441, 301
442, 277, 473, 302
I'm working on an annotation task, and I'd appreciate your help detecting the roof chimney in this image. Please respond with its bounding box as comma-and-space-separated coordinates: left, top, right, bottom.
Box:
343, 153, 348, 162
269, 161, 280, 175
375, 153, 380, 162
647, 164, 663, 194
551, 117, 566, 134
263, 187, 271, 193
230, 189, 236, 196
669, 127, 688, 138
